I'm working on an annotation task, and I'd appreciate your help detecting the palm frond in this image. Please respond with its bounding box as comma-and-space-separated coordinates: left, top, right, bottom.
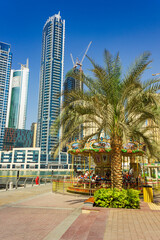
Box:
51, 50, 160, 161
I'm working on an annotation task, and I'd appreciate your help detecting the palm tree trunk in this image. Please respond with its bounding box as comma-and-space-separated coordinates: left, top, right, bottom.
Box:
111, 137, 122, 190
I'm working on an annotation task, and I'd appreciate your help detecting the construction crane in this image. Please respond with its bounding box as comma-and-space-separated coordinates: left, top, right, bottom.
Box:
70, 41, 92, 71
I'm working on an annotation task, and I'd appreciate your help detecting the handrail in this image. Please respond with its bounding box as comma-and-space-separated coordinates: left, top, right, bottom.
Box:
24, 178, 28, 188
0, 177, 64, 191
31, 178, 35, 187
0, 174, 53, 179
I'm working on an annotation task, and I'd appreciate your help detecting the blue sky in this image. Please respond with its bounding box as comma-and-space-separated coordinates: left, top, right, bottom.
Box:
1, 0, 160, 129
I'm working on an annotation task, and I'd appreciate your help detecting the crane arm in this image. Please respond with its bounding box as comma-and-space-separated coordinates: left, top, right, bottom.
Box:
80, 41, 92, 65
70, 53, 75, 66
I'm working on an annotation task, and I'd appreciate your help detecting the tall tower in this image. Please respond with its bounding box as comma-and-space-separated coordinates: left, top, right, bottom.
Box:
6, 59, 29, 129
63, 69, 83, 141
64, 70, 82, 95
37, 12, 65, 164
0, 42, 12, 150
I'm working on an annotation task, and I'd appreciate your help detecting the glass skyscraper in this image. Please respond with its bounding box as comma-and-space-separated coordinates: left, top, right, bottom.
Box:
64, 69, 83, 97
6, 59, 29, 129
63, 70, 83, 141
3, 128, 33, 151
0, 42, 12, 150
37, 12, 65, 164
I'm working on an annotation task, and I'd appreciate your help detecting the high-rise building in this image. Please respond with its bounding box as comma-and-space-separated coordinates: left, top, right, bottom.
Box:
3, 128, 33, 151
0, 42, 12, 150
63, 69, 83, 141
36, 12, 65, 164
63, 70, 82, 93
6, 59, 29, 129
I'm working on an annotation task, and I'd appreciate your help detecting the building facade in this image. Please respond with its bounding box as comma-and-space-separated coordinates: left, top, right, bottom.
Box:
0, 42, 12, 150
6, 59, 29, 129
63, 70, 82, 94
63, 70, 83, 141
36, 12, 65, 164
0, 147, 40, 169
3, 128, 33, 151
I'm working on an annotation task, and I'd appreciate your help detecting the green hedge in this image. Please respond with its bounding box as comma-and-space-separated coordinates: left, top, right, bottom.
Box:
94, 188, 140, 209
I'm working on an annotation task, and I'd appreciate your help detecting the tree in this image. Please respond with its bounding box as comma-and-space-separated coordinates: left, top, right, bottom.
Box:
51, 50, 160, 190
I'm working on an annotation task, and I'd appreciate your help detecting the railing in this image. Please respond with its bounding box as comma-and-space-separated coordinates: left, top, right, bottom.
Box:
52, 177, 111, 195
1, 175, 160, 193
0, 176, 53, 191
52, 176, 160, 195
52, 176, 73, 194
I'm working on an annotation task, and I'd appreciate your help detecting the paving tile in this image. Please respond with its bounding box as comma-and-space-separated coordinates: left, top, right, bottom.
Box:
104, 208, 160, 240
1, 185, 160, 240
0, 205, 72, 240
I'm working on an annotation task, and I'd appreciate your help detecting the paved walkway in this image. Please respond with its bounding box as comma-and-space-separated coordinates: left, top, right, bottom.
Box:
0, 185, 160, 240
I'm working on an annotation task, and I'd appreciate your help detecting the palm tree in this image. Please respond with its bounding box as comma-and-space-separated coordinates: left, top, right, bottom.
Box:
51, 50, 160, 190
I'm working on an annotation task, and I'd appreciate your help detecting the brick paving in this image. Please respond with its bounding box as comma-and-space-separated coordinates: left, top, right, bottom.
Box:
104, 209, 160, 240
0, 207, 71, 240
17, 192, 87, 209
59, 211, 108, 240
0, 184, 52, 206
0, 184, 88, 240
148, 202, 160, 210
0, 185, 160, 240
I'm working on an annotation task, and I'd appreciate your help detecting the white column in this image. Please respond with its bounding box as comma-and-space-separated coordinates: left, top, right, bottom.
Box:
11, 149, 14, 169
24, 149, 27, 170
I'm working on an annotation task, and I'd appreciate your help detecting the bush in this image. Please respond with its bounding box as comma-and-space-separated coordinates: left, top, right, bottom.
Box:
94, 188, 140, 209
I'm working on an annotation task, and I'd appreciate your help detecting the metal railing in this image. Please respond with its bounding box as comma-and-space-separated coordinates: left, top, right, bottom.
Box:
52, 176, 160, 195
1, 175, 160, 193
0, 176, 53, 191
52, 176, 72, 194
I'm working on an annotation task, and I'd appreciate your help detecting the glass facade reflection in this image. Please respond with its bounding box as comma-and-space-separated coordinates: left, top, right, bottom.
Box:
0, 42, 12, 150
6, 60, 29, 129
3, 128, 33, 151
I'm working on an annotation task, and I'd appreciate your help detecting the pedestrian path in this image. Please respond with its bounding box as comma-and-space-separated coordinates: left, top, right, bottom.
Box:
0, 184, 88, 240
0, 185, 160, 240
104, 208, 160, 240
60, 209, 108, 240
148, 202, 160, 210
0, 184, 52, 206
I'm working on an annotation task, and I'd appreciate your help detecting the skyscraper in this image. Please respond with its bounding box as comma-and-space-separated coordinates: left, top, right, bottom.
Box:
3, 128, 33, 151
0, 42, 12, 150
63, 69, 82, 96
63, 69, 83, 140
6, 59, 29, 129
37, 12, 65, 164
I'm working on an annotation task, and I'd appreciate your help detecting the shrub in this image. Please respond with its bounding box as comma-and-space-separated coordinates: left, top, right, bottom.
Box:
94, 188, 140, 209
